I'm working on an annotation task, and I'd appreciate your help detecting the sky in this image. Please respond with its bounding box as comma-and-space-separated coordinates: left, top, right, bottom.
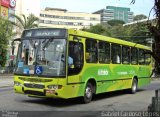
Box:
40, 0, 155, 19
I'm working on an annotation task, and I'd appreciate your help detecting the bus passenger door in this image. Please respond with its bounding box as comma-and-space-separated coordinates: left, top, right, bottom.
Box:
67, 37, 84, 84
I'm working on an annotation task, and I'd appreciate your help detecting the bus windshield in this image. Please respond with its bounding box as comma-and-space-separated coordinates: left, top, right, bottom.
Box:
15, 38, 66, 77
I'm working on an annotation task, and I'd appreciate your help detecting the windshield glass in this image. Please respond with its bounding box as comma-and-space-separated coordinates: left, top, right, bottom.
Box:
15, 39, 66, 77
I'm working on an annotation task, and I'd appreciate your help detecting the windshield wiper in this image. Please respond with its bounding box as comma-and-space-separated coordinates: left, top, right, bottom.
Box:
43, 37, 54, 49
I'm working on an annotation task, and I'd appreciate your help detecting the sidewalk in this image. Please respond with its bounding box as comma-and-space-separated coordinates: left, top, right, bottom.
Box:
0, 74, 14, 88
151, 77, 160, 81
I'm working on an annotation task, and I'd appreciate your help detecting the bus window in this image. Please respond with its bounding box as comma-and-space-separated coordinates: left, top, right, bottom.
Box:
139, 49, 145, 65
145, 50, 151, 65
122, 46, 130, 64
86, 39, 97, 63
68, 41, 84, 75
111, 44, 121, 64
99, 41, 110, 64
131, 48, 138, 65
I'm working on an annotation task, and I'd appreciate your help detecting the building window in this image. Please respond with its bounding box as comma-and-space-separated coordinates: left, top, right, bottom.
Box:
39, 20, 44, 23
44, 20, 51, 24
90, 17, 98, 21
40, 14, 45, 17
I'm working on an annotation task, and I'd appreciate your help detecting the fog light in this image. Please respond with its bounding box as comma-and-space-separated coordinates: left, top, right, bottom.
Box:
14, 81, 22, 86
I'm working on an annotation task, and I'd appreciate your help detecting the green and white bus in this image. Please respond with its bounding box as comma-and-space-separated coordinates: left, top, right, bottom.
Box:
13, 28, 152, 103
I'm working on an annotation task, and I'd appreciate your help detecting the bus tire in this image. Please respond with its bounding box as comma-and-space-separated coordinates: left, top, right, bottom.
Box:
130, 78, 138, 94
82, 82, 93, 104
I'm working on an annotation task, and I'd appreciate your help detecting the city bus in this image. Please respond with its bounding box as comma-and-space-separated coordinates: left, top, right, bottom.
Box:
13, 28, 152, 103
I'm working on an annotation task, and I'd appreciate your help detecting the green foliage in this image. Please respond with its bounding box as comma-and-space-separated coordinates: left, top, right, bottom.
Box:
82, 24, 111, 36
0, 50, 7, 67
133, 14, 147, 21
0, 17, 15, 67
110, 25, 128, 39
87, 24, 106, 34
124, 22, 149, 43
82, 21, 149, 45
11, 14, 39, 34
107, 20, 125, 26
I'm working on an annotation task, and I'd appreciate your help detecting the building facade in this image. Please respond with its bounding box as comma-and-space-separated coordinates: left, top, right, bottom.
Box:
15, 0, 40, 17
0, 0, 16, 21
39, 7, 100, 29
93, 6, 134, 23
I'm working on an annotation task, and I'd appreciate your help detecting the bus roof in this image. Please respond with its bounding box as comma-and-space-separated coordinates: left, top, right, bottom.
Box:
22, 28, 150, 50
68, 28, 151, 50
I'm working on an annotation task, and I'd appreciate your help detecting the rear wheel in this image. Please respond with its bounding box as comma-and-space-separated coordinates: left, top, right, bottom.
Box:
130, 78, 138, 94
82, 82, 93, 103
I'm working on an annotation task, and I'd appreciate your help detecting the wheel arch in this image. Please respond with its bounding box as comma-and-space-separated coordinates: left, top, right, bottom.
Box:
86, 78, 97, 94
133, 76, 138, 83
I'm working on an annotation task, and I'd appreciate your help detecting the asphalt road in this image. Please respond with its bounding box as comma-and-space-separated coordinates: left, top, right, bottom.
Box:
0, 79, 160, 117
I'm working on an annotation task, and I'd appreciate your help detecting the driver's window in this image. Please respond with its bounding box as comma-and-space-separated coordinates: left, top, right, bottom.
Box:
68, 40, 84, 75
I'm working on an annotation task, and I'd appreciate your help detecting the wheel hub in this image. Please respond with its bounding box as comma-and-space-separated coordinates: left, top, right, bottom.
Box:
85, 87, 92, 98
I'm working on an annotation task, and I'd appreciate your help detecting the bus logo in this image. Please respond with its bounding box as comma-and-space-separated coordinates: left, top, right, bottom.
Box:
98, 69, 109, 76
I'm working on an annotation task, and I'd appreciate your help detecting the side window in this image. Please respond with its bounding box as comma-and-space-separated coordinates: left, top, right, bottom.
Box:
122, 46, 130, 64
145, 50, 151, 65
86, 39, 98, 63
139, 49, 145, 65
111, 44, 121, 64
99, 41, 110, 64
131, 48, 138, 65
68, 40, 84, 75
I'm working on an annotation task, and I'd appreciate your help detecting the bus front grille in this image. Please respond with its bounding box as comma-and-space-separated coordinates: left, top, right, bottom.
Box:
24, 90, 45, 96
24, 83, 45, 89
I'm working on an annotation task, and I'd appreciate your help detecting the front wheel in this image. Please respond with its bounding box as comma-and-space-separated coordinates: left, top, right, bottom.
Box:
130, 78, 138, 94
82, 82, 93, 104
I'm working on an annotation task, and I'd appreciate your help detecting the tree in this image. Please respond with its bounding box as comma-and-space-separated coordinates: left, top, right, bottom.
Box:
82, 21, 149, 44
12, 13, 39, 34
107, 20, 125, 26
133, 14, 147, 21
82, 24, 111, 36
0, 17, 15, 67
129, 0, 160, 74
148, 0, 160, 74
109, 25, 126, 39
123, 21, 150, 44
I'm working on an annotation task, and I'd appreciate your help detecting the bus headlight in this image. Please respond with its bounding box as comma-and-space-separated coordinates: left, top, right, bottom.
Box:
47, 85, 62, 90
14, 81, 22, 86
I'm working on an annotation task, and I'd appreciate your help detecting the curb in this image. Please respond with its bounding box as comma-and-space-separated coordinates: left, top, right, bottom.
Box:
0, 74, 13, 76
151, 78, 160, 81
0, 76, 14, 78
0, 85, 13, 88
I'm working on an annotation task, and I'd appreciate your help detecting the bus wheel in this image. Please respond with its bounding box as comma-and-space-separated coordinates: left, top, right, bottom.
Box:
130, 78, 138, 94
82, 82, 93, 103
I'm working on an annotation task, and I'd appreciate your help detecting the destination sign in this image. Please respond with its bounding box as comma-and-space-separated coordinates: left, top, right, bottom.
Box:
22, 28, 66, 38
